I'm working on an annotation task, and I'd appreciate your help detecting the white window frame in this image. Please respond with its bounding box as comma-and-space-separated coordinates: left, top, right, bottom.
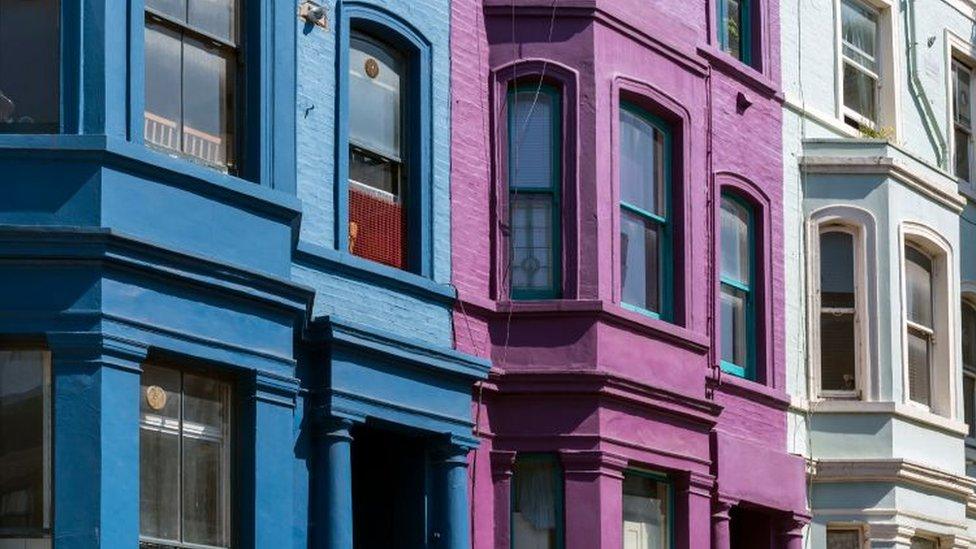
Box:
826, 524, 867, 549
945, 31, 976, 193
809, 221, 870, 401
834, 0, 899, 134
899, 223, 956, 418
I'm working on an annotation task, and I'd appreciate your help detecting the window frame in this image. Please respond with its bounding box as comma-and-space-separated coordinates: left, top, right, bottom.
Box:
510, 453, 565, 549
716, 0, 753, 65
834, 0, 898, 134
506, 82, 563, 300
621, 468, 674, 549
839, 0, 881, 129
138, 361, 236, 549
951, 57, 975, 184
142, 0, 243, 174
825, 524, 866, 548
718, 192, 755, 379
334, 8, 433, 278
618, 101, 672, 320
0, 347, 52, 542
814, 224, 866, 399
904, 242, 935, 409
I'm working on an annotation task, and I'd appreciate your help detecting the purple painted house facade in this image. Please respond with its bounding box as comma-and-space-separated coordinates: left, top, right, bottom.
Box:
450, 0, 808, 548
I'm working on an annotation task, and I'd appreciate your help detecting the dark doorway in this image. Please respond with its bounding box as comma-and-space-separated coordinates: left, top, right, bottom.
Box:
729, 504, 774, 549
351, 425, 428, 548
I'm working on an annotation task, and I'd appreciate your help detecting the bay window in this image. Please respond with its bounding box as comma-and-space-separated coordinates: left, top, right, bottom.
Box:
0, 349, 51, 545
511, 454, 563, 549
954, 58, 975, 182
720, 194, 754, 379
622, 471, 670, 549
508, 84, 561, 299
841, 0, 880, 129
905, 244, 934, 407
619, 103, 670, 317
348, 32, 409, 270
140, 364, 232, 548
818, 229, 859, 396
144, 0, 238, 171
0, 0, 60, 133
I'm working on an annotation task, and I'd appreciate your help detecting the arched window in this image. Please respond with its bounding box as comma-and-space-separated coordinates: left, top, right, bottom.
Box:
346, 31, 410, 270
719, 194, 754, 378
818, 228, 859, 395
905, 243, 934, 406
619, 102, 671, 318
508, 83, 561, 299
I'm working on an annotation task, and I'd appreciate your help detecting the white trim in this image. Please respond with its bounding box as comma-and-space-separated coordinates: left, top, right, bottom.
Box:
812, 458, 976, 500
790, 398, 969, 435
944, 30, 976, 195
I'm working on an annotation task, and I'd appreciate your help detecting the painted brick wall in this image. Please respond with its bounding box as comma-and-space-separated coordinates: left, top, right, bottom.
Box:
293, 0, 454, 347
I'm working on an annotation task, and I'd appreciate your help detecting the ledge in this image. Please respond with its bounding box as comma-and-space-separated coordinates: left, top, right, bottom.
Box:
812, 458, 976, 500
0, 134, 302, 222
696, 45, 781, 100
708, 372, 791, 410
294, 240, 456, 304
791, 398, 970, 437
457, 296, 710, 354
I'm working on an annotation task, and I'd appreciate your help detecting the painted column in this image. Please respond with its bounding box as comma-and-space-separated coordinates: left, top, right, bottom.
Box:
560, 451, 628, 549
681, 473, 714, 549
246, 372, 299, 548
779, 516, 808, 549
49, 333, 147, 548
489, 450, 517, 549
710, 500, 733, 549
434, 444, 472, 549
313, 414, 355, 549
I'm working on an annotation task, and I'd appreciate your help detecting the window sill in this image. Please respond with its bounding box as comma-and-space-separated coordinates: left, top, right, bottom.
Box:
794, 399, 969, 436
696, 45, 780, 99
708, 370, 790, 409
294, 240, 455, 304
0, 134, 301, 220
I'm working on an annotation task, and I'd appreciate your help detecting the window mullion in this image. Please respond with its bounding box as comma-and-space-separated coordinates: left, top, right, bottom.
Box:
178, 370, 185, 544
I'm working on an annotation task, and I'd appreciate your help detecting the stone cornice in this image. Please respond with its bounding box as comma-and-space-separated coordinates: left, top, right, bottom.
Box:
811, 459, 976, 500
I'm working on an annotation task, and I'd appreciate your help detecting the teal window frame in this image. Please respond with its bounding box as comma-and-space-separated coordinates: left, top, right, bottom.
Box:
622, 469, 675, 549
507, 83, 562, 300
510, 453, 565, 549
619, 101, 672, 321
717, 0, 753, 65
719, 193, 756, 379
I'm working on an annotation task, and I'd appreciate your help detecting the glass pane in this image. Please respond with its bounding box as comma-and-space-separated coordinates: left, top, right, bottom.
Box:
622, 474, 668, 549
721, 285, 748, 368
620, 108, 666, 217
955, 127, 971, 181
827, 529, 861, 549
965, 375, 975, 438
907, 328, 931, 406
725, 0, 743, 60
0, 0, 61, 133
146, 0, 187, 23
349, 34, 402, 161
820, 231, 855, 308
720, 196, 750, 284
349, 146, 400, 196
0, 351, 48, 532
905, 245, 933, 328
140, 364, 182, 541
910, 538, 938, 549
511, 194, 554, 293
182, 35, 236, 169
510, 89, 555, 190
512, 458, 558, 549
955, 61, 972, 128
964, 303, 976, 369
144, 21, 183, 155
843, 62, 877, 123
182, 373, 231, 547
841, 0, 877, 69
820, 312, 856, 391
188, 0, 236, 43
621, 209, 660, 312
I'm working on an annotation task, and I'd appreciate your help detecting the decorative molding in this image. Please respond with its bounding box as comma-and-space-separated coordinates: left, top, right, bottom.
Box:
811, 459, 976, 500
489, 450, 517, 481
558, 450, 629, 479
792, 399, 969, 437
252, 370, 300, 408
46, 331, 149, 374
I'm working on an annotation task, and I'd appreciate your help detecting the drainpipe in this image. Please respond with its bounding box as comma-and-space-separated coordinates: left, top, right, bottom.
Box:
905, 0, 947, 168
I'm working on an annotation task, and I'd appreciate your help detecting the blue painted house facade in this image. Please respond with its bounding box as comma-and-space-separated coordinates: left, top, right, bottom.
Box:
0, 0, 486, 548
